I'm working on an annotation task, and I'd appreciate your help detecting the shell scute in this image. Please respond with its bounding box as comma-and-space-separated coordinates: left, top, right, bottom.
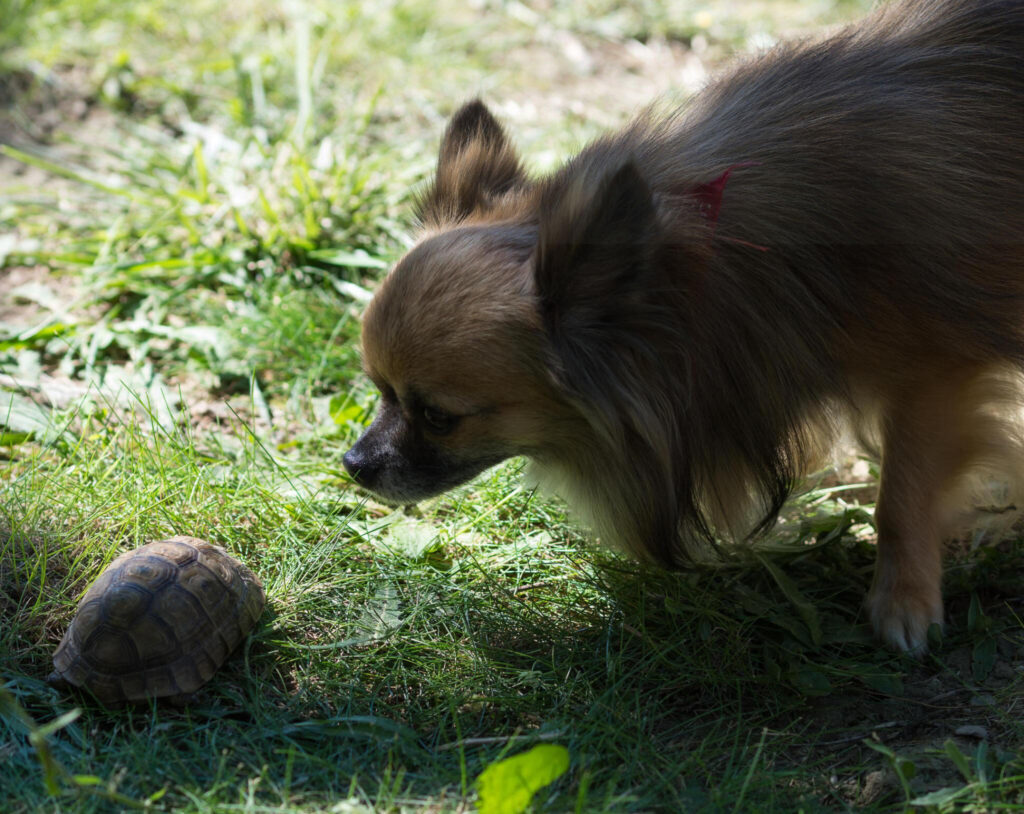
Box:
101, 581, 153, 628
127, 613, 182, 665
84, 627, 139, 672
138, 664, 179, 699
196, 548, 236, 586
145, 538, 201, 565
150, 581, 210, 639
120, 554, 178, 591
175, 561, 234, 614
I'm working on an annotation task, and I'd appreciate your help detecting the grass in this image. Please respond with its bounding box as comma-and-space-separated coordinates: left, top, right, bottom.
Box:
4, 0, 1024, 811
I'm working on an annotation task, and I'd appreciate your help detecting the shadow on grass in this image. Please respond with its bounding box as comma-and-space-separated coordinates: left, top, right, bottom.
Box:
4, 519, 1024, 812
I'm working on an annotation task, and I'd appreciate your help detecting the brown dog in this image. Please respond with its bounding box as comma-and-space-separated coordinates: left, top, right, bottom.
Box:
344, 0, 1024, 653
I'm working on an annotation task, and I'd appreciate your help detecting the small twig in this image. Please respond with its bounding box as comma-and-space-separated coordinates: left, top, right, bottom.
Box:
811, 720, 906, 747
513, 581, 552, 595
621, 623, 644, 640
437, 731, 566, 752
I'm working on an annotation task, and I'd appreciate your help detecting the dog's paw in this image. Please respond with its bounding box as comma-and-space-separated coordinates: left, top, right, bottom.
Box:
866, 583, 943, 655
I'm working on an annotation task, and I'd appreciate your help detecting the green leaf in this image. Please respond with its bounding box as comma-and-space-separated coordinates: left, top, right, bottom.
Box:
34, 709, 82, 739
789, 664, 832, 696
972, 637, 997, 681
279, 715, 418, 743
910, 786, 964, 806
384, 516, 441, 560
967, 592, 983, 633
944, 739, 974, 784
858, 669, 904, 696
145, 787, 168, 803
331, 401, 366, 427
757, 555, 823, 645
192, 141, 210, 203
0, 391, 64, 443
0, 431, 34, 446
354, 581, 404, 639
0, 321, 73, 350
476, 744, 570, 814
976, 740, 990, 785
898, 758, 917, 780
863, 739, 895, 759
114, 322, 236, 360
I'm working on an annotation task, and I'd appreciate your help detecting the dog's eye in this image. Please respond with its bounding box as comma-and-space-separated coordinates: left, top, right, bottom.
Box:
422, 406, 459, 435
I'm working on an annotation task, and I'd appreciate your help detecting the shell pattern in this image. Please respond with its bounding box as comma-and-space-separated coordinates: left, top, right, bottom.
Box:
50, 536, 265, 704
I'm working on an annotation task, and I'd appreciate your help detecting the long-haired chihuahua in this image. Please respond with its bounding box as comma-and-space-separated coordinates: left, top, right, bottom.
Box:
345, 0, 1024, 653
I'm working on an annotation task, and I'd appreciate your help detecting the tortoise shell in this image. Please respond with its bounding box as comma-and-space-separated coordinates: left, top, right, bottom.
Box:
49, 536, 265, 704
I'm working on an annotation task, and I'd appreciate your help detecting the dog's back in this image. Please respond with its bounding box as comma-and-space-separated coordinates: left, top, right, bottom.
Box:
686, 0, 1024, 249
529, 0, 1024, 650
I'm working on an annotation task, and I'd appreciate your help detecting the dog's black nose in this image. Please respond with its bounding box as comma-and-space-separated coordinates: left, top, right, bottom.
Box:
343, 445, 378, 486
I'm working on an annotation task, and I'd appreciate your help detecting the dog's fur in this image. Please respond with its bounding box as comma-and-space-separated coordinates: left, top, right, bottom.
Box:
344, 0, 1024, 653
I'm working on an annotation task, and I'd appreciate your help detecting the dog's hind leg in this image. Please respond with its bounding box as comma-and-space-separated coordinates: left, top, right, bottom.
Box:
865, 364, 997, 653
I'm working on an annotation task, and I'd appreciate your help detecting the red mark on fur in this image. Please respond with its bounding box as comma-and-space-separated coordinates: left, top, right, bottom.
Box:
691, 169, 734, 226
691, 163, 769, 252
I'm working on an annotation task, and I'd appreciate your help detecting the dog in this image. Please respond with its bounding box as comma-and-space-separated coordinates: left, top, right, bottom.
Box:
344, 0, 1024, 654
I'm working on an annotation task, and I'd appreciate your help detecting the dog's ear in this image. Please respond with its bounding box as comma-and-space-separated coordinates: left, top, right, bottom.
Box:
535, 160, 658, 315
417, 100, 526, 227
535, 160, 671, 392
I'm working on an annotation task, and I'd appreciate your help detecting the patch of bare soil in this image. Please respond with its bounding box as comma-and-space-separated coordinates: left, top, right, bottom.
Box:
0, 63, 98, 145
0, 266, 74, 329
497, 32, 711, 130
821, 652, 1023, 805
2, 67, 108, 341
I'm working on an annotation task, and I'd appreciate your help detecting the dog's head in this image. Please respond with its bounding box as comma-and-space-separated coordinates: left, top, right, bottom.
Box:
344, 101, 694, 512
344, 101, 561, 503
342, 220, 568, 503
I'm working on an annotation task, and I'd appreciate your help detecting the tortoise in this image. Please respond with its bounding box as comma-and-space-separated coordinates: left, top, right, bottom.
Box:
48, 536, 265, 705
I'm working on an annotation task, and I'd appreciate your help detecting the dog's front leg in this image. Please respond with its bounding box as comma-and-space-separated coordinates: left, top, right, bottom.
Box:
865, 372, 980, 653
